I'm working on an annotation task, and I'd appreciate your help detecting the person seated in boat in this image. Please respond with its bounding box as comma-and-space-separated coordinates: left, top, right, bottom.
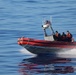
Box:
53, 31, 61, 41
66, 31, 72, 42
57, 33, 62, 41
61, 32, 66, 41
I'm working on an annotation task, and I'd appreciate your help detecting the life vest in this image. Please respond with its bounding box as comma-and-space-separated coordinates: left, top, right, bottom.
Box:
55, 33, 59, 37
66, 33, 72, 38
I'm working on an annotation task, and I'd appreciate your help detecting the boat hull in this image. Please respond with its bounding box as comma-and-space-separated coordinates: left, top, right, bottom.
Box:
22, 45, 71, 55
18, 37, 76, 55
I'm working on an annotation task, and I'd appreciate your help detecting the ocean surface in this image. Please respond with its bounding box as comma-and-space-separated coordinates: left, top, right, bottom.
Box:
0, 0, 76, 75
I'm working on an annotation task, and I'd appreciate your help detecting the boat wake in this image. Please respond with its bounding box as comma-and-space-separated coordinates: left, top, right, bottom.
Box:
19, 48, 76, 58
57, 48, 76, 58
20, 48, 36, 56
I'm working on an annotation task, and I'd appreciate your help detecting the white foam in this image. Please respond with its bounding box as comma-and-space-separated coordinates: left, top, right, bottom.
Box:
57, 48, 76, 58
19, 48, 76, 58
58, 48, 76, 54
20, 48, 36, 56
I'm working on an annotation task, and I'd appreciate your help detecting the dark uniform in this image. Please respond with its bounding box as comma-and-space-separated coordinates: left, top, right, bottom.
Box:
66, 31, 72, 42
61, 32, 66, 41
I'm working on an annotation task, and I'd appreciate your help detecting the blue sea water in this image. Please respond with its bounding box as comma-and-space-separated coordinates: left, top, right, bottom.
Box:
0, 0, 76, 75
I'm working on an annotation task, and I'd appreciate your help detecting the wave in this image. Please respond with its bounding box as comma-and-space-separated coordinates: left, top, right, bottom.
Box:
57, 48, 76, 58
20, 48, 36, 56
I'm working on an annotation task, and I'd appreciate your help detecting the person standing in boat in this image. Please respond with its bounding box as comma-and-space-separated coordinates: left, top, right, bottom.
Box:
42, 20, 51, 36
45, 20, 51, 25
66, 31, 72, 42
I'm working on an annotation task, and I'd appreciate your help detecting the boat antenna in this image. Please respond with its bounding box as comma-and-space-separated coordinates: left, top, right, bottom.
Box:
50, 17, 55, 35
